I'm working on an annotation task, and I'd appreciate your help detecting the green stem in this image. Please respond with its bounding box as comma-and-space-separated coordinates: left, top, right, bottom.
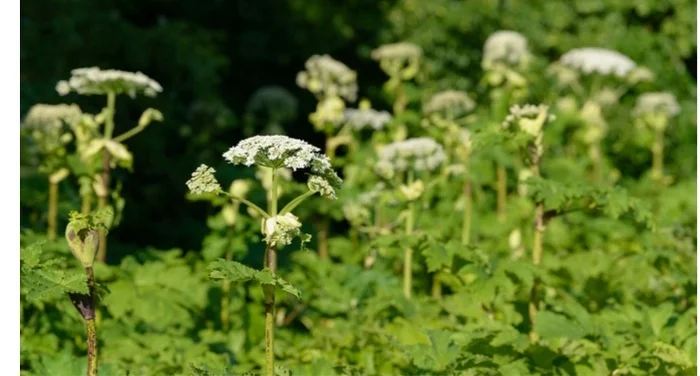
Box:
497, 164, 507, 222
431, 273, 441, 298
529, 162, 544, 344
461, 176, 472, 246
652, 129, 664, 182
97, 91, 116, 263
403, 171, 415, 299
221, 192, 269, 218
279, 190, 315, 215
113, 124, 145, 143
263, 167, 278, 376
85, 266, 98, 376
47, 180, 58, 241
81, 193, 92, 215
590, 143, 602, 184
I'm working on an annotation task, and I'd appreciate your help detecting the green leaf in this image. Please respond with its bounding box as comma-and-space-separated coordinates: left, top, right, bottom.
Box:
208, 259, 301, 299
651, 341, 694, 370
534, 311, 589, 340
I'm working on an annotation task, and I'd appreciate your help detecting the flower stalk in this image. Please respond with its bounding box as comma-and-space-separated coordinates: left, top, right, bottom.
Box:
403, 171, 415, 299
263, 167, 278, 376
96, 91, 115, 263
47, 180, 59, 241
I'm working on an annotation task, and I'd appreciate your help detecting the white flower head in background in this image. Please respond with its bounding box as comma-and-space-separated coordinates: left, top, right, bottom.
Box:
482, 30, 530, 67
23, 103, 83, 131
423, 90, 476, 118
559, 48, 636, 77
371, 42, 423, 79
296, 55, 358, 102
627, 66, 656, 84
309, 96, 346, 129
247, 85, 298, 126
223, 135, 342, 196
376, 137, 446, 177
632, 92, 680, 118
342, 108, 393, 131
23, 104, 82, 155
186, 164, 222, 195
56, 67, 163, 97
632, 92, 680, 131
502, 104, 556, 137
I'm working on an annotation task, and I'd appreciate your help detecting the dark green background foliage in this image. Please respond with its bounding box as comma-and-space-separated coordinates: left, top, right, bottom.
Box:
20, 0, 697, 375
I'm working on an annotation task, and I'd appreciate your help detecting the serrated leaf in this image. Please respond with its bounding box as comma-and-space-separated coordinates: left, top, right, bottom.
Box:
22, 268, 88, 302
208, 260, 301, 299
534, 311, 589, 340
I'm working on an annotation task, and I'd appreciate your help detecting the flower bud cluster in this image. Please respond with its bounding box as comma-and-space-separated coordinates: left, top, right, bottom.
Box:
296, 55, 358, 102
374, 137, 446, 179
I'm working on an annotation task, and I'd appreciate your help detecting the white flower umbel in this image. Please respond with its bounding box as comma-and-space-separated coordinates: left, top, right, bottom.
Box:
376, 137, 446, 176
23, 104, 83, 130
371, 42, 423, 79
482, 30, 530, 67
296, 55, 358, 102
502, 104, 556, 137
342, 108, 393, 131
261, 213, 302, 247
423, 90, 476, 117
632, 92, 681, 119
56, 67, 163, 97
186, 165, 222, 195
559, 48, 636, 77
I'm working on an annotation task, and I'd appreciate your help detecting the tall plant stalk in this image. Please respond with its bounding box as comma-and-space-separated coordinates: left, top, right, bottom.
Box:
403, 171, 415, 299
528, 161, 544, 343
263, 168, 278, 376
496, 165, 507, 222
47, 180, 59, 241
96, 91, 116, 263
652, 128, 664, 181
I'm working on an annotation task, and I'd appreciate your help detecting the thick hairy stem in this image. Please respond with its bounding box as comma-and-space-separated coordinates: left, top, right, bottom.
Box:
81, 193, 93, 215
529, 201, 545, 344
497, 165, 507, 222
85, 267, 98, 376
263, 168, 278, 376
96, 152, 110, 263
431, 273, 442, 298
263, 242, 277, 376
47, 180, 58, 241
652, 129, 664, 182
97, 92, 116, 263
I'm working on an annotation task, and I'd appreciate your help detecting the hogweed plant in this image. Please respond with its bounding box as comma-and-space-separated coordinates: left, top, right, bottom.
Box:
481, 30, 531, 222
57, 67, 163, 262
371, 42, 423, 116
631, 91, 681, 184
186, 135, 341, 376
502, 104, 556, 343
64, 210, 109, 376
556, 48, 638, 184
22, 104, 82, 240
421, 90, 477, 245
375, 137, 445, 299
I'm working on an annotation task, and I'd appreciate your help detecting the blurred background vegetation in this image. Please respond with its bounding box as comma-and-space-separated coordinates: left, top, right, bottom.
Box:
20, 0, 696, 259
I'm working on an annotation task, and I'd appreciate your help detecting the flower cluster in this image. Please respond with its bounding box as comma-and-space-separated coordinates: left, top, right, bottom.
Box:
309, 97, 346, 128
247, 86, 298, 125
56, 67, 163, 97
223, 135, 342, 192
296, 55, 358, 102
186, 165, 222, 195
502, 104, 556, 136
375, 137, 446, 179
632, 92, 681, 118
371, 42, 423, 79
342, 108, 392, 131
23, 104, 83, 130
559, 48, 636, 77
262, 213, 302, 247
423, 90, 476, 117
482, 30, 530, 67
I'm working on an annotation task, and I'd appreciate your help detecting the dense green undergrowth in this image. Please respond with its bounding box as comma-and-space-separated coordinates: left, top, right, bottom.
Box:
20, 2, 696, 375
